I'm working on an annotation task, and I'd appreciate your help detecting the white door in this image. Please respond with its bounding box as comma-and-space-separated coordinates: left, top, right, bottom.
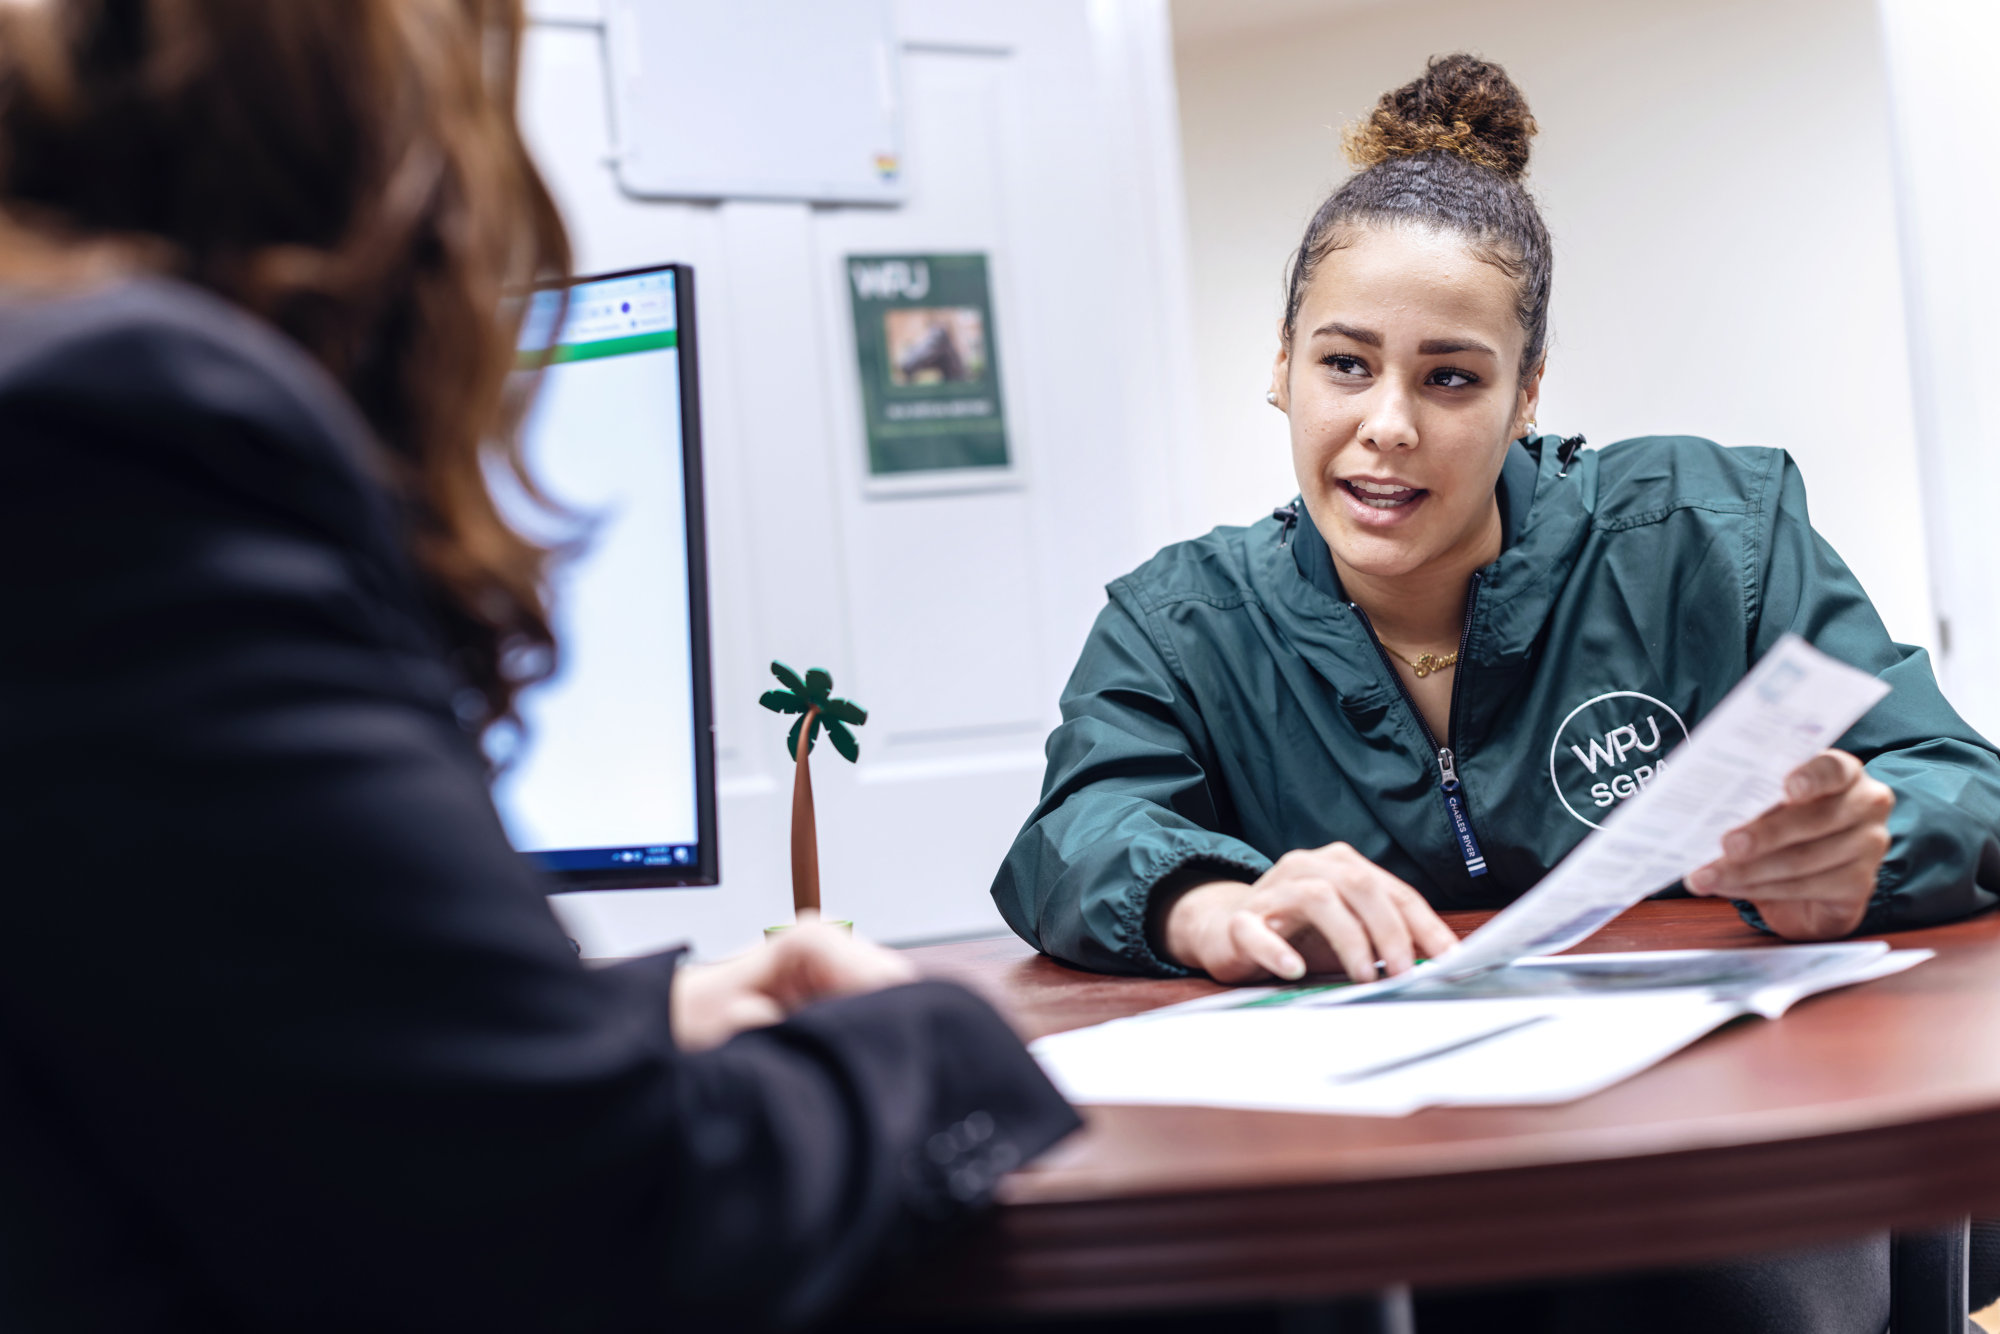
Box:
520, 1, 1201, 957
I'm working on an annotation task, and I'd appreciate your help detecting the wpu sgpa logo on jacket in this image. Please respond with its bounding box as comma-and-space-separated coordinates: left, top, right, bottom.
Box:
1548, 691, 1690, 829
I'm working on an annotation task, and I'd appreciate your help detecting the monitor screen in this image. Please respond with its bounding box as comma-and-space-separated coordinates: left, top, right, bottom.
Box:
492, 264, 718, 889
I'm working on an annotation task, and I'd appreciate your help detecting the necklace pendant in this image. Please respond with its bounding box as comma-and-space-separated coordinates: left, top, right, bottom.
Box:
1412, 654, 1437, 678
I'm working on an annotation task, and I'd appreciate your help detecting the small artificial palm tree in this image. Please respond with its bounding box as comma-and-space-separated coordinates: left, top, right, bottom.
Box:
759, 662, 868, 918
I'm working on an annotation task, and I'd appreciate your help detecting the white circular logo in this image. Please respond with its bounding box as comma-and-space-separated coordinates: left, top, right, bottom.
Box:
1547, 690, 1691, 829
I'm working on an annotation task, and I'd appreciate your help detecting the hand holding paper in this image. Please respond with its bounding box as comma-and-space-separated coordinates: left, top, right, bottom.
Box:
1409, 633, 1892, 986
1686, 747, 1898, 941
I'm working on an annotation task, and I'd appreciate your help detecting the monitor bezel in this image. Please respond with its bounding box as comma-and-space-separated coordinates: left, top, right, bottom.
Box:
525, 262, 720, 892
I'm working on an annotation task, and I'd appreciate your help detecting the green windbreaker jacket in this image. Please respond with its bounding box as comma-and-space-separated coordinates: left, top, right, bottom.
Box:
992, 435, 2000, 976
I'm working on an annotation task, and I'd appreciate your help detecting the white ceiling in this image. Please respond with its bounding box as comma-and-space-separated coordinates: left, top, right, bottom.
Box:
1169, 0, 1402, 49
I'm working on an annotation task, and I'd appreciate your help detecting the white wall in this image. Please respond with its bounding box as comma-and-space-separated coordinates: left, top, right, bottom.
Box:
1171, 0, 1939, 655
1876, 0, 2000, 740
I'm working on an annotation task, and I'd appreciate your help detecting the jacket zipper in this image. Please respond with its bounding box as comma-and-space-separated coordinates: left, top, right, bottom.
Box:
1351, 572, 1489, 878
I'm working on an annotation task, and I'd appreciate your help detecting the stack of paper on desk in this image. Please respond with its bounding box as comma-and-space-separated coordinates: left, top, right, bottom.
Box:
1032, 636, 1927, 1116
1031, 943, 1929, 1116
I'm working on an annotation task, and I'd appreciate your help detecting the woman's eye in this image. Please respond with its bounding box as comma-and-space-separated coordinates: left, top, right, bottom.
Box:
1429, 367, 1479, 389
1322, 354, 1369, 378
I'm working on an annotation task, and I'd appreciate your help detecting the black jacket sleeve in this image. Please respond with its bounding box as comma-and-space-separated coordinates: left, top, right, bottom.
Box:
0, 282, 1077, 1333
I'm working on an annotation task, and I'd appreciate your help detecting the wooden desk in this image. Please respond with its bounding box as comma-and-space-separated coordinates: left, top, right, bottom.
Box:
891, 900, 2000, 1316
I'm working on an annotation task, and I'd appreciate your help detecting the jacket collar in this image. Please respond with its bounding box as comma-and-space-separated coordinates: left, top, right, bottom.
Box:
1261, 436, 1590, 675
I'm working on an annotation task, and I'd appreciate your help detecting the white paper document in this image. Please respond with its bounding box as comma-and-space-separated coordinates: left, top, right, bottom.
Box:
1032, 944, 1930, 1116
1358, 634, 1889, 997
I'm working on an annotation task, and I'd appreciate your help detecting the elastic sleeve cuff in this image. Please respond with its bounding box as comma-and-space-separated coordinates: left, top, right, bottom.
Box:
1126, 841, 1272, 977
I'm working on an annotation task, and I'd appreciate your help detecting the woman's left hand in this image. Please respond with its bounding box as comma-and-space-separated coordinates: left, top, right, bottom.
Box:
1685, 749, 1895, 940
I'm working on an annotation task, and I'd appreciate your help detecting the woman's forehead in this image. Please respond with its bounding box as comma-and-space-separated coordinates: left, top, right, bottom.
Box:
1299, 224, 1523, 349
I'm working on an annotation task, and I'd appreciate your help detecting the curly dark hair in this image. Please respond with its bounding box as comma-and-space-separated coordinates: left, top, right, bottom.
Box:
1283, 53, 1552, 377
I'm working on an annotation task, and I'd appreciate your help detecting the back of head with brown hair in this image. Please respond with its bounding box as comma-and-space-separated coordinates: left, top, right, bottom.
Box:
0, 0, 572, 735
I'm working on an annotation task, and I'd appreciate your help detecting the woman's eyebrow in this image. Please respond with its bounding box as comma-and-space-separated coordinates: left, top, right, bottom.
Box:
1310, 323, 1496, 357
1418, 336, 1497, 356
1312, 321, 1381, 346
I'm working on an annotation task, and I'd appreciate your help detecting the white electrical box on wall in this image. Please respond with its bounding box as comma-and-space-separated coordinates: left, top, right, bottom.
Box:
603, 0, 904, 205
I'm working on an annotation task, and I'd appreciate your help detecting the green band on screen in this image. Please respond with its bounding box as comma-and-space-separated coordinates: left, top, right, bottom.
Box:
523, 328, 678, 367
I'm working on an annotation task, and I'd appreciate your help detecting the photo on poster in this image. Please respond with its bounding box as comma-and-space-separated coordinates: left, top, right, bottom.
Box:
884, 307, 986, 386
847, 253, 1010, 476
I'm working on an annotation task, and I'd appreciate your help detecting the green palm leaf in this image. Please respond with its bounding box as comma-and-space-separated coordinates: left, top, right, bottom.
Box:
759, 689, 806, 715
824, 717, 859, 762
771, 661, 806, 694
787, 714, 824, 760
823, 696, 868, 726
804, 668, 833, 706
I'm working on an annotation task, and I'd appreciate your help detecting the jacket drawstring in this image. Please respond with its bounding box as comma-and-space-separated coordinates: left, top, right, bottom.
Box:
1558, 433, 1587, 478
1272, 503, 1299, 548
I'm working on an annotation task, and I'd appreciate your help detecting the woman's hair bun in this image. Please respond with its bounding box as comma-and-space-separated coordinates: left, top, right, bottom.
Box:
1343, 53, 1537, 180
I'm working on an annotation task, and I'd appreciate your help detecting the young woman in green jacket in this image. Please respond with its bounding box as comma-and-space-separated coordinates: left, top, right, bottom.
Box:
993, 56, 2000, 1329
995, 55, 1998, 989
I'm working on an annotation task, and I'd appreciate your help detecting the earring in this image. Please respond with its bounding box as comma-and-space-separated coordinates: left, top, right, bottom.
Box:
1265, 390, 1279, 406
1523, 419, 1538, 437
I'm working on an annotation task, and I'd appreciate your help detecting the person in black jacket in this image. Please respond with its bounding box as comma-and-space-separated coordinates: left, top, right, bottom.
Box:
0, 3, 1077, 1330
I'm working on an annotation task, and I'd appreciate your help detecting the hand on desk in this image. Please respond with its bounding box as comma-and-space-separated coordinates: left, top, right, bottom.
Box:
1158, 841, 1460, 984
670, 915, 918, 1050
1685, 748, 1896, 941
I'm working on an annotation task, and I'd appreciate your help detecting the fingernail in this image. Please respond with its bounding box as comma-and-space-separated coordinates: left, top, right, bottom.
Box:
1786, 775, 1812, 801
1687, 867, 1718, 893
1723, 832, 1750, 859
1278, 958, 1305, 981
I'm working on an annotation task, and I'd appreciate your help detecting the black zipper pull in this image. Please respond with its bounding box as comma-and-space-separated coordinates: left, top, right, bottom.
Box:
1437, 746, 1488, 878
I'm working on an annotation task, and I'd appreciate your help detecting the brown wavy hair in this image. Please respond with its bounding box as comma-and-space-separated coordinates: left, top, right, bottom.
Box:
0, 0, 571, 734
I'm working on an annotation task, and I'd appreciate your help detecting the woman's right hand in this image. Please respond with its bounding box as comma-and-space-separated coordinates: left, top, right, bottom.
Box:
1157, 842, 1460, 984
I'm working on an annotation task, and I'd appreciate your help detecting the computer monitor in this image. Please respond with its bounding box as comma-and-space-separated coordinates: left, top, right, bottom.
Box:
492, 264, 718, 890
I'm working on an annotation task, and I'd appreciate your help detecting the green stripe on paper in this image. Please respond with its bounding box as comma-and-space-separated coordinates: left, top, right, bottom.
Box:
1233, 982, 1354, 1008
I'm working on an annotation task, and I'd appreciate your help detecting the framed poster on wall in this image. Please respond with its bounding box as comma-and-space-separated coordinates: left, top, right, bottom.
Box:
846, 253, 1013, 487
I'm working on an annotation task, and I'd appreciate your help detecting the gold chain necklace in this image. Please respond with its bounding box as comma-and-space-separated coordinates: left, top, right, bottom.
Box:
1390, 649, 1459, 679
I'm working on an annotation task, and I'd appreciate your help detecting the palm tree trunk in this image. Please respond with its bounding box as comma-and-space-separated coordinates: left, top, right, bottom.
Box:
790, 705, 820, 917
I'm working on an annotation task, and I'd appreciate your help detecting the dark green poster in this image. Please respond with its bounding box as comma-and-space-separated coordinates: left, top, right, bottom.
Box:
846, 253, 1010, 475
